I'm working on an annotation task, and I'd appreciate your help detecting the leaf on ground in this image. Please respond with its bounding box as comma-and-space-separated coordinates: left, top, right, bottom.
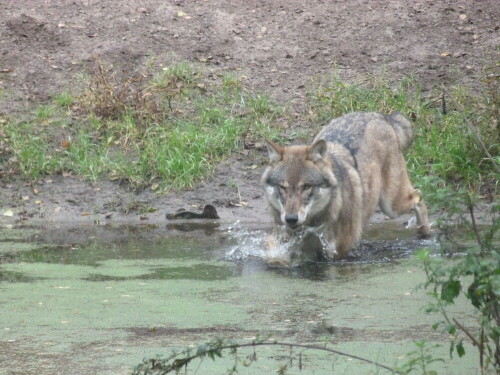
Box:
234, 201, 248, 207
3, 209, 14, 217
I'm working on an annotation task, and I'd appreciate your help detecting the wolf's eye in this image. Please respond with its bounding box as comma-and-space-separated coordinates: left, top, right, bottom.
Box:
319, 181, 330, 189
302, 184, 312, 191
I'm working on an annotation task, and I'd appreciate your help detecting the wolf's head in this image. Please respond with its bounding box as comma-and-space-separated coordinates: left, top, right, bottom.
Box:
261, 139, 339, 230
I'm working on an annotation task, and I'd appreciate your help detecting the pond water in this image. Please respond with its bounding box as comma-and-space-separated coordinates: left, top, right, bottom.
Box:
0, 221, 480, 374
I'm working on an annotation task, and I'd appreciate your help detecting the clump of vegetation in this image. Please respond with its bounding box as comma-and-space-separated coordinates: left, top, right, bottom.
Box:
80, 57, 198, 124
397, 341, 445, 375
1, 58, 284, 190
306, 71, 499, 196
412, 183, 499, 374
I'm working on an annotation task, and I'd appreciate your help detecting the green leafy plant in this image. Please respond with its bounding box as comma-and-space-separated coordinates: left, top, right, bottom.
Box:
413, 180, 499, 374
397, 341, 444, 375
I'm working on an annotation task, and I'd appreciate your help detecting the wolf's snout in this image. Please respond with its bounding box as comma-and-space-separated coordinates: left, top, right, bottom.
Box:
285, 214, 299, 226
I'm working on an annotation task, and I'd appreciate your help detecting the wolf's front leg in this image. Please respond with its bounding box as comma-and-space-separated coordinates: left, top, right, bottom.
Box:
264, 233, 292, 267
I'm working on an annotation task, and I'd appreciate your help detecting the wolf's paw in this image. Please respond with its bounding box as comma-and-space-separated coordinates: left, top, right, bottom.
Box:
417, 225, 432, 237
265, 257, 291, 268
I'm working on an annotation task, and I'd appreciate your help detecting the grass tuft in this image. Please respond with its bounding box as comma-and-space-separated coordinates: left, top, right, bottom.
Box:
54, 92, 74, 108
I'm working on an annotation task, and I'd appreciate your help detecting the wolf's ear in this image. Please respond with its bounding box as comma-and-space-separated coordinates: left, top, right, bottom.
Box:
266, 140, 283, 163
307, 139, 328, 162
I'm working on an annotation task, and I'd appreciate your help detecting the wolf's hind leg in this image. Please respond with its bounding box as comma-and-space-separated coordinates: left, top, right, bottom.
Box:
404, 189, 432, 236
383, 187, 432, 235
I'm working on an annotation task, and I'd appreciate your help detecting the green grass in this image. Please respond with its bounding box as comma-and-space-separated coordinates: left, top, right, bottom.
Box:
1, 62, 497, 196
54, 92, 74, 108
306, 71, 499, 199
2, 61, 284, 190
6, 121, 61, 180
35, 104, 54, 121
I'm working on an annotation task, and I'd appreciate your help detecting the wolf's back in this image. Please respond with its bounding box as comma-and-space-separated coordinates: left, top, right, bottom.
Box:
387, 112, 414, 150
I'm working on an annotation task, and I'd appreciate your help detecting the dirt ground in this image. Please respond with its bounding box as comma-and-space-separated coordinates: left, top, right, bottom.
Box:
0, 0, 498, 228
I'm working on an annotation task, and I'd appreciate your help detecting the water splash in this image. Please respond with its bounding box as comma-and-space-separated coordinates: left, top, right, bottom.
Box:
405, 216, 436, 231
405, 216, 417, 229
224, 222, 334, 267
224, 221, 268, 261
223, 220, 439, 267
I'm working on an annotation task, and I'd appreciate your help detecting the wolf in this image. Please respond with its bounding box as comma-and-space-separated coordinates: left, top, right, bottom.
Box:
261, 111, 431, 265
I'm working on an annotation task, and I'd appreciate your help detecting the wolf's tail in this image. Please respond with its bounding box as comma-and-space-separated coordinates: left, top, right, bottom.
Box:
387, 112, 414, 150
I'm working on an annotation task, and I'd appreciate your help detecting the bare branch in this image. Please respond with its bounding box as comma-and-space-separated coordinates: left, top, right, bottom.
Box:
453, 318, 481, 348
135, 339, 401, 374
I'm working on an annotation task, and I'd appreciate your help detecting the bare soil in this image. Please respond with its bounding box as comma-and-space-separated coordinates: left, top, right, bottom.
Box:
0, 0, 498, 228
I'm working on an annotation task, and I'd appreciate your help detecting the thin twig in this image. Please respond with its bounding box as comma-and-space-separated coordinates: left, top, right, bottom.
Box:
441, 92, 447, 115
155, 340, 401, 374
467, 201, 483, 248
480, 328, 485, 375
453, 318, 481, 348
